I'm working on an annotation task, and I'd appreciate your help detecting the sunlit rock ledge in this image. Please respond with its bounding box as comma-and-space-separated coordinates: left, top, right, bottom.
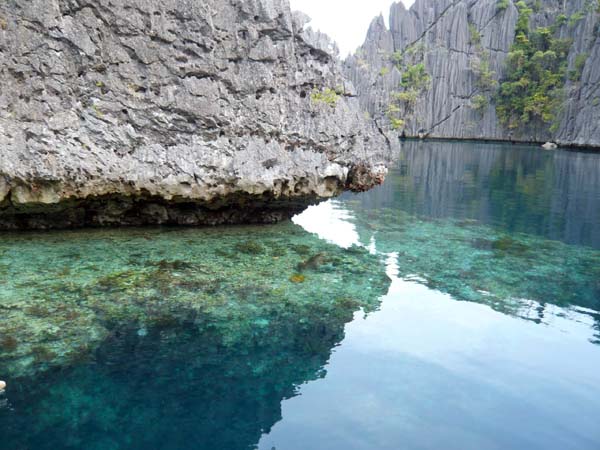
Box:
0, 0, 387, 229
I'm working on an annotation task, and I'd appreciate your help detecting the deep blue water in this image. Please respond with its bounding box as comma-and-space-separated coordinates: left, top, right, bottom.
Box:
1, 141, 599, 449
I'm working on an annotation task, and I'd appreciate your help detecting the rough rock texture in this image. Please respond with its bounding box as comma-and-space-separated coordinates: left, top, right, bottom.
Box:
0, 0, 387, 229
344, 0, 600, 147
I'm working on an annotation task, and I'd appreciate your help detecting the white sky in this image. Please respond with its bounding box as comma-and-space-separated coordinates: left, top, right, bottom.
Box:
289, 0, 416, 56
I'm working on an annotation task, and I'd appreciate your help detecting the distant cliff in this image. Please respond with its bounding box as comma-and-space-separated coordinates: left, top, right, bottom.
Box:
0, 0, 386, 229
344, 0, 600, 147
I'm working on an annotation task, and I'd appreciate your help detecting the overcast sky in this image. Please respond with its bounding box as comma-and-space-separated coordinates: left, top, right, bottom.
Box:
289, 0, 416, 56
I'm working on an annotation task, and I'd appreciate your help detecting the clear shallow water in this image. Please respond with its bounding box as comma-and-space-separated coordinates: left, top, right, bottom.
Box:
1, 141, 600, 449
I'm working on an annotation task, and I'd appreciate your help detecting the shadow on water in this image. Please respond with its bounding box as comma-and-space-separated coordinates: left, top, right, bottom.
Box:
3, 316, 349, 450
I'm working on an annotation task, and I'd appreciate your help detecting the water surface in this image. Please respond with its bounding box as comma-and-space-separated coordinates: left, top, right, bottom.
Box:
1, 141, 599, 449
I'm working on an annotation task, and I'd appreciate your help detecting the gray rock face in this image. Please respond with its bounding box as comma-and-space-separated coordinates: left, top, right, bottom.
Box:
0, 0, 387, 229
344, 0, 600, 148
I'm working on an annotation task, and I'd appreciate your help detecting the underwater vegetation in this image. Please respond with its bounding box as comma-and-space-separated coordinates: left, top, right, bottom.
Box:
339, 141, 600, 326
1, 141, 599, 450
289, 274, 306, 283
0, 223, 389, 380
347, 206, 600, 318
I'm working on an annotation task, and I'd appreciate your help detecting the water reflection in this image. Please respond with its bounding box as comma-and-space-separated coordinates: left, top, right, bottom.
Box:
0, 223, 390, 449
259, 182, 600, 449
1, 141, 599, 449
260, 278, 600, 450
293, 201, 360, 249
296, 197, 600, 346
330, 140, 600, 344
3, 315, 350, 449
361, 141, 600, 249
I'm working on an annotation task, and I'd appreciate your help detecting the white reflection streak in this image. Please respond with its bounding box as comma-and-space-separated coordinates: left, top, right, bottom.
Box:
294, 200, 600, 343
294, 200, 403, 287
512, 297, 599, 334
384, 251, 399, 279
367, 235, 377, 255
293, 200, 360, 249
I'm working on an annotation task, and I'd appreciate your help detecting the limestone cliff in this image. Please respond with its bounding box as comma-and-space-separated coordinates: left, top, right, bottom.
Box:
344, 0, 600, 148
0, 0, 387, 229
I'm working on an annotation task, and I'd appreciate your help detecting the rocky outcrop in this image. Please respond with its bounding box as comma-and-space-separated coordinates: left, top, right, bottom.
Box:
0, 0, 387, 229
344, 0, 600, 148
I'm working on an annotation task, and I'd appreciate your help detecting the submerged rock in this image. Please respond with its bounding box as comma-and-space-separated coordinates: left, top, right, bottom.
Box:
0, 0, 387, 229
297, 252, 328, 272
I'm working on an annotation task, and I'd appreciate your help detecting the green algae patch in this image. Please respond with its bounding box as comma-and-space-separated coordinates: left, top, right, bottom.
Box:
0, 223, 390, 379
289, 274, 306, 283
233, 241, 265, 255
491, 236, 530, 255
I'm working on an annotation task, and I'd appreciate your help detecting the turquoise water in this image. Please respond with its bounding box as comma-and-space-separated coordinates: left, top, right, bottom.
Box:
1, 141, 600, 449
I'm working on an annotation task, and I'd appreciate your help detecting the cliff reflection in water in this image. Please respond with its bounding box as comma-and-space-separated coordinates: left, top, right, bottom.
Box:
3, 311, 357, 450
1, 141, 599, 450
364, 141, 600, 249
335, 140, 600, 341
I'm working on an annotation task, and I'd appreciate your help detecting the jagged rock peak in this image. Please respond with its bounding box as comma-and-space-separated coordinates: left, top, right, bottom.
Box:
344, 0, 600, 148
0, 0, 387, 229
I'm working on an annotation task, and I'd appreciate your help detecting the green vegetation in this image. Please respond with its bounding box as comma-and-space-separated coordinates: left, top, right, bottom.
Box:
569, 11, 586, 28
382, 39, 431, 132
569, 53, 589, 81
387, 104, 401, 115
468, 18, 496, 114
496, 1, 572, 131
515, 0, 533, 33
388, 116, 406, 131
386, 63, 431, 131
401, 63, 431, 90
497, 0, 510, 11
390, 51, 403, 67
471, 94, 489, 112
469, 23, 481, 45
566, 0, 600, 25
472, 54, 497, 91
379, 67, 390, 77
311, 88, 339, 107
387, 103, 406, 130
406, 42, 426, 56
555, 14, 568, 27
392, 90, 418, 105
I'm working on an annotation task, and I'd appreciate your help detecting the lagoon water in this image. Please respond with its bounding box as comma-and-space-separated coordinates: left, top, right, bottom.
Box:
1, 141, 599, 449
